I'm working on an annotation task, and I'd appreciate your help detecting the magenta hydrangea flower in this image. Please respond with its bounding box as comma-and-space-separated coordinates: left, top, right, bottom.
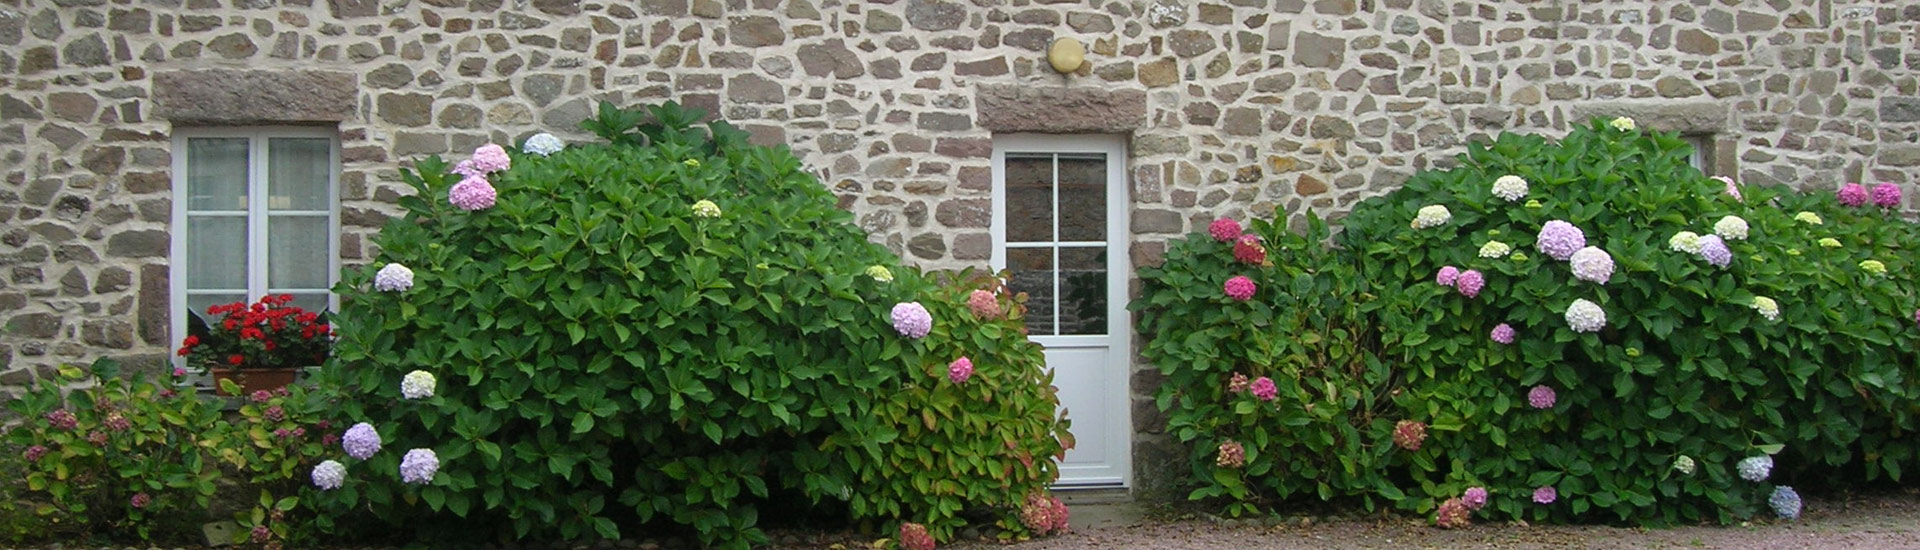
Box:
1490, 323, 1515, 344
130, 492, 151, 508
1454, 270, 1485, 298
1224, 275, 1257, 301
23, 445, 47, 462
1536, 220, 1587, 261
1208, 218, 1243, 242
1233, 234, 1267, 264
948, 356, 974, 384
399, 448, 439, 484
890, 302, 933, 339
342, 422, 382, 460
1874, 182, 1902, 208
469, 143, 511, 174
45, 409, 77, 430
1533, 486, 1558, 504
1436, 265, 1460, 286
1697, 234, 1732, 268
1249, 376, 1277, 401
1839, 182, 1869, 207
1528, 385, 1557, 409
967, 289, 999, 319
1462, 487, 1488, 510
449, 176, 498, 211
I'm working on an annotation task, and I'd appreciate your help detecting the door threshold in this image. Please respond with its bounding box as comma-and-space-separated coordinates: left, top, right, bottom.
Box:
1049, 486, 1132, 504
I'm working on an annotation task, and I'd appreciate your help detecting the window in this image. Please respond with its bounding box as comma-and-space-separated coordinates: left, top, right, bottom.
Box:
169, 128, 340, 348
1683, 134, 1714, 176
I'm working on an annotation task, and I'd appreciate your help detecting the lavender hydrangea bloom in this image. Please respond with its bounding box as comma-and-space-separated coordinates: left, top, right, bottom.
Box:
1462, 487, 1488, 510
469, 144, 511, 174
399, 448, 439, 484
1454, 270, 1485, 298
522, 133, 565, 157
1737, 455, 1774, 482
1873, 183, 1902, 208
342, 422, 382, 460
1697, 234, 1732, 268
1533, 486, 1558, 504
311, 460, 346, 490
1569, 246, 1614, 284
1536, 220, 1587, 261
374, 263, 414, 292
1490, 323, 1515, 344
1770, 486, 1802, 519
1436, 265, 1461, 286
1528, 385, 1557, 409
891, 302, 933, 339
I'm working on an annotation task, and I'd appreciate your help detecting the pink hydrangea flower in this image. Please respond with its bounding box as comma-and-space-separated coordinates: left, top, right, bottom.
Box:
449, 176, 498, 211
450, 159, 483, 179
1436, 265, 1460, 286
1714, 176, 1742, 202
1227, 373, 1249, 393
1249, 376, 1277, 401
1454, 270, 1485, 298
1533, 486, 1558, 504
1233, 234, 1267, 264
1435, 497, 1470, 529
1874, 182, 1903, 208
966, 289, 998, 319
250, 390, 273, 403
1047, 497, 1070, 533
1393, 420, 1427, 451
1462, 487, 1488, 510
45, 409, 77, 431
1839, 182, 1869, 207
898, 522, 935, 550
1490, 323, 1515, 344
1528, 385, 1557, 409
948, 357, 973, 384
1208, 218, 1243, 242
1216, 440, 1246, 468
23, 445, 47, 462
469, 144, 511, 174
891, 302, 933, 339
1224, 276, 1257, 301
130, 492, 151, 508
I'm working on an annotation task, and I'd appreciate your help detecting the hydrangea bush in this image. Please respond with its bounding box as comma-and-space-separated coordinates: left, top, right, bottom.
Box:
309, 102, 1068, 548
1139, 118, 1920, 525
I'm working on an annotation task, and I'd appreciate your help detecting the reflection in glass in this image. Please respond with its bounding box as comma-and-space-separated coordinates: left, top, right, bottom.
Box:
1059, 247, 1108, 335
269, 215, 329, 289
1006, 247, 1055, 335
276, 292, 331, 314
1057, 154, 1106, 242
187, 216, 247, 290
188, 293, 247, 317
188, 138, 249, 211
269, 138, 331, 211
1005, 154, 1054, 243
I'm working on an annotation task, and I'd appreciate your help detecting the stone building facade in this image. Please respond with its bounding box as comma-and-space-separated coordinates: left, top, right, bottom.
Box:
3, 0, 1920, 497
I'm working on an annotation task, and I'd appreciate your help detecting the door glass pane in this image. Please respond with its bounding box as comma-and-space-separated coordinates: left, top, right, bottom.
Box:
187, 215, 247, 290
1059, 247, 1108, 335
187, 138, 249, 211
187, 293, 247, 318
1057, 154, 1107, 242
1006, 247, 1055, 335
1005, 154, 1053, 243
269, 215, 329, 290
269, 138, 331, 211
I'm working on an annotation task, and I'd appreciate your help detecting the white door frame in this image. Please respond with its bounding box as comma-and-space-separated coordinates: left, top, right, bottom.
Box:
989, 133, 1132, 488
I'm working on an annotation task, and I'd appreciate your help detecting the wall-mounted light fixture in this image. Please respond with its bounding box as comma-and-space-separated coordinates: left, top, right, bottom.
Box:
1048, 37, 1086, 74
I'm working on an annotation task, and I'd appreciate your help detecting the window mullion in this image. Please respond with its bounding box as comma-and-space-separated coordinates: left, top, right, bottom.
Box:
1050, 154, 1061, 336
249, 132, 268, 301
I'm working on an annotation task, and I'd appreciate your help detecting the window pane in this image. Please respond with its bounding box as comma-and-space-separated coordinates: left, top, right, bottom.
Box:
1006, 247, 1055, 335
278, 292, 331, 314
1059, 247, 1108, 335
1057, 154, 1107, 242
187, 293, 246, 318
1005, 155, 1053, 243
187, 216, 247, 290
188, 138, 249, 211
269, 138, 331, 211
269, 215, 329, 290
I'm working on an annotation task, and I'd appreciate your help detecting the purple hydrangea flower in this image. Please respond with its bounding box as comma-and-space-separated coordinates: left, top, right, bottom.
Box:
312, 460, 346, 490
449, 176, 498, 211
1536, 220, 1587, 261
1533, 486, 1557, 504
1250, 376, 1277, 401
469, 144, 511, 174
1462, 487, 1488, 510
23, 445, 47, 462
1873, 182, 1902, 208
948, 357, 973, 384
1455, 270, 1485, 298
1490, 323, 1516, 344
1697, 234, 1732, 268
1839, 183, 1869, 207
400, 449, 439, 484
44, 409, 77, 430
890, 302, 933, 339
1528, 385, 1557, 409
342, 422, 382, 460
374, 263, 414, 292
1770, 486, 1802, 519
1436, 265, 1460, 286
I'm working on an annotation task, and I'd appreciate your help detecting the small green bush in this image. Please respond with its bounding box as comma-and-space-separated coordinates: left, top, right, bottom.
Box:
1139, 118, 1920, 525
311, 102, 1068, 548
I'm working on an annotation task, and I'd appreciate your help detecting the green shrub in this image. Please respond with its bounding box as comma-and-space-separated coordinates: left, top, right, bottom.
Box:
311, 102, 1068, 548
1138, 118, 1920, 525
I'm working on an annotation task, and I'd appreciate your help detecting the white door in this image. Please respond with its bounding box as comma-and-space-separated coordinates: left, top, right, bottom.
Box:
990, 134, 1131, 487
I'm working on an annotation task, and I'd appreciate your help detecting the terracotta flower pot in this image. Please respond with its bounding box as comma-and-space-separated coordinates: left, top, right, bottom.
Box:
210, 367, 302, 396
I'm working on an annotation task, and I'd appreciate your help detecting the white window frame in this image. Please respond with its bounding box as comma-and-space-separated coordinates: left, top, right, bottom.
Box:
168, 127, 342, 369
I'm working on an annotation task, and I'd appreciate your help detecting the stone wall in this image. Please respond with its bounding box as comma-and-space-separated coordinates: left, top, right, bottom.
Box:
3, 0, 1919, 497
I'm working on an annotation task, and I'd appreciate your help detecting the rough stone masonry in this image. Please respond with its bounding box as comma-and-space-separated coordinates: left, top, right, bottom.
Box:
1, 0, 1918, 497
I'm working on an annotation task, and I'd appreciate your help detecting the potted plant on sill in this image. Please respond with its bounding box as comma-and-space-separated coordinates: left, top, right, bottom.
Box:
176, 294, 332, 395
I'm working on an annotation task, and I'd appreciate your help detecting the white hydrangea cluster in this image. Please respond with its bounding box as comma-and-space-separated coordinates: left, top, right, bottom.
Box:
1751, 296, 1780, 322
1794, 211, 1823, 225
1668, 231, 1702, 254
691, 199, 722, 218
1610, 116, 1637, 131
1714, 215, 1750, 240
1411, 205, 1452, 229
1565, 299, 1606, 333
401, 370, 437, 400
1569, 246, 1614, 284
374, 263, 414, 292
1478, 240, 1513, 258
1491, 175, 1528, 202
1671, 455, 1696, 476
1737, 455, 1774, 482
522, 133, 565, 156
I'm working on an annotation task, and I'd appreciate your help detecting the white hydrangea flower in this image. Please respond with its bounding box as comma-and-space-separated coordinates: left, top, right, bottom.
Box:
1565, 299, 1606, 333
374, 263, 414, 292
400, 370, 436, 400
1737, 455, 1773, 482
1818, 238, 1842, 248
1751, 296, 1780, 321
1411, 205, 1452, 229
866, 265, 894, 283
522, 133, 565, 156
1794, 211, 1822, 225
1671, 455, 1696, 476
691, 200, 721, 218
1491, 175, 1529, 202
1714, 215, 1749, 240
311, 459, 346, 490
1668, 231, 1702, 254
1478, 240, 1513, 258
1610, 117, 1636, 131
1569, 246, 1614, 284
